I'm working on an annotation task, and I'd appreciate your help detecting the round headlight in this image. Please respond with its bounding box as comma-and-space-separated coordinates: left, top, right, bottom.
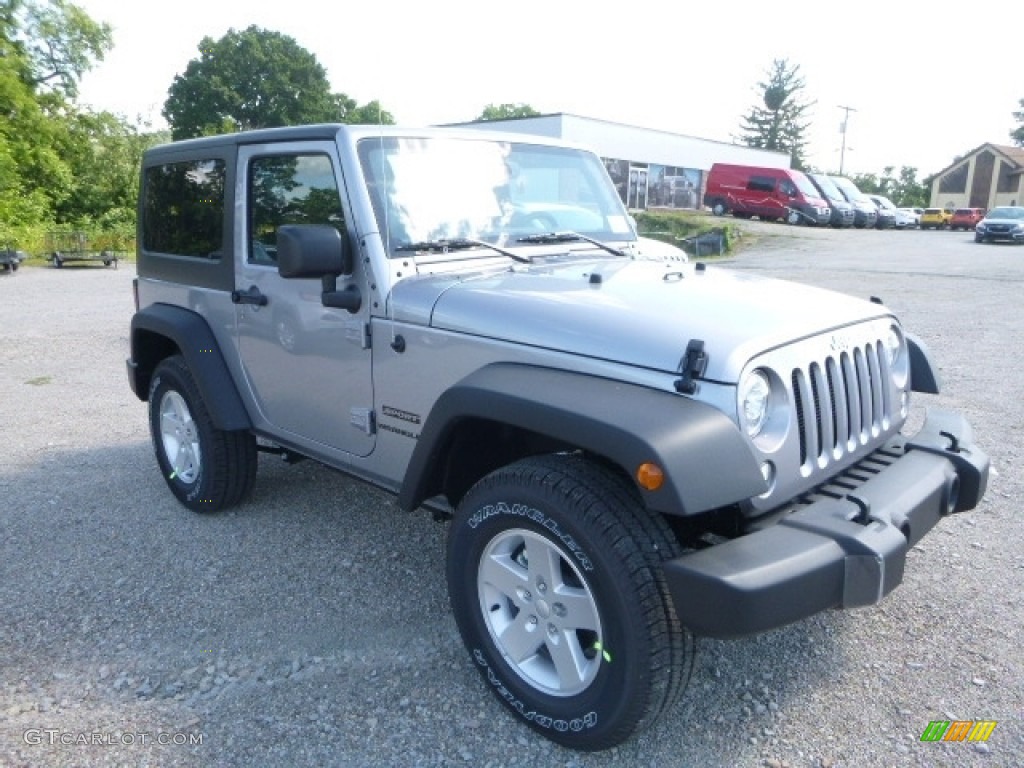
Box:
739, 370, 771, 437
884, 325, 909, 386
884, 327, 902, 367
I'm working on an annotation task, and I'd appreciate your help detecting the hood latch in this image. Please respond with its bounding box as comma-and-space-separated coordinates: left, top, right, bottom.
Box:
675, 339, 707, 395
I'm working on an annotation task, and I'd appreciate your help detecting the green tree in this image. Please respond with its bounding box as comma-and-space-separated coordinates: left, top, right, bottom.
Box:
477, 103, 541, 121
56, 109, 166, 227
1, 0, 113, 226
18, 0, 112, 97
1011, 98, 1024, 146
163, 26, 393, 140
850, 166, 927, 208
335, 94, 394, 125
737, 59, 813, 170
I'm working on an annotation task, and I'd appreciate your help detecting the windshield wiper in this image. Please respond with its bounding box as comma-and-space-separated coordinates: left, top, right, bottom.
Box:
516, 231, 626, 258
394, 238, 530, 263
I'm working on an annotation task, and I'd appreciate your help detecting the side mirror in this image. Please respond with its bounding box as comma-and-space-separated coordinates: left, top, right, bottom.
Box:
277, 224, 361, 313
277, 225, 352, 279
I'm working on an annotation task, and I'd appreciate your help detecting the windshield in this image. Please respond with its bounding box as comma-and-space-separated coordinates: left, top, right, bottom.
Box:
809, 174, 844, 203
793, 172, 822, 199
831, 176, 870, 204
357, 136, 634, 255
987, 207, 1024, 219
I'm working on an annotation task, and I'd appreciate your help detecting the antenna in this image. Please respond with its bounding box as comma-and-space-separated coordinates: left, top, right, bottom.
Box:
838, 105, 857, 175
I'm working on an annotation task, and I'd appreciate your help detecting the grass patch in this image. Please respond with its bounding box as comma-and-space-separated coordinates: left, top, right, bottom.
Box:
26, 376, 52, 386
634, 210, 746, 259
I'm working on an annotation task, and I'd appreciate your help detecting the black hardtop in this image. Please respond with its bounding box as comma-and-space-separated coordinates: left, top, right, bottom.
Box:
143, 123, 590, 166
143, 124, 348, 164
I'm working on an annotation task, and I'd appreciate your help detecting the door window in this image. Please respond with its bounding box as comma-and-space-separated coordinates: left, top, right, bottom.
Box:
248, 154, 345, 265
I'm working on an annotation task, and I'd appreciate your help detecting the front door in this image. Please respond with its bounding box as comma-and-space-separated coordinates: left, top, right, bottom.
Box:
234, 142, 375, 458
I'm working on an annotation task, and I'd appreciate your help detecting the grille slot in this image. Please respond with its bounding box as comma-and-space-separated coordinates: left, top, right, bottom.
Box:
792, 339, 892, 472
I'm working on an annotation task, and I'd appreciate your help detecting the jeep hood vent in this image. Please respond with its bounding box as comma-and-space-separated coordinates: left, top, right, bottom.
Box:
390, 260, 889, 382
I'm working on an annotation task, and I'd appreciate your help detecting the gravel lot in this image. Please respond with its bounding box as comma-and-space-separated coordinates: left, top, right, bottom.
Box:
1, 226, 1021, 768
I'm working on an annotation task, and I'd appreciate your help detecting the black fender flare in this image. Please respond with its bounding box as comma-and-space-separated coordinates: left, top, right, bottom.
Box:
127, 303, 251, 431
906, 332, 940, 394
398, 363, 767, 517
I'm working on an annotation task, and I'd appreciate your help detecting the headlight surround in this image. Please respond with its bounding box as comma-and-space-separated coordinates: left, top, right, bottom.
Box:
738, 369, 772, 437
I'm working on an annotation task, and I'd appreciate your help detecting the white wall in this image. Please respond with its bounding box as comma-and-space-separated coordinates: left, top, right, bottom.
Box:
446, 113, 791, 171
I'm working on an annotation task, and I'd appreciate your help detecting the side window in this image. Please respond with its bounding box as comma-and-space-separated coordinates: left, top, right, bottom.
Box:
143, 159, 226, 258
747, 176, 775, 194
779, 179, 797, 197
248, 153, 345, 265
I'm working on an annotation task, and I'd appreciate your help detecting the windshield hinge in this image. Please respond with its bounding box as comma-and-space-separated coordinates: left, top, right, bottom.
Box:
346, 320, 371, 349
675, 339, 707, 395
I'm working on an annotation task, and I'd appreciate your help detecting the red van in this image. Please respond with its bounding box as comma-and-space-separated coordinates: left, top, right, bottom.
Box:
704, 163, 831, 225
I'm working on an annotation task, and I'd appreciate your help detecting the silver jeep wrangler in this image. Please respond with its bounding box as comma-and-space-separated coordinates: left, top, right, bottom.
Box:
126, 124, 988, 750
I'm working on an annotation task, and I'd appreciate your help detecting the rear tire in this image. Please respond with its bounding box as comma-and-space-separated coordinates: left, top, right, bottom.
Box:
447, 454, 691, 750
148, 355, 257, 512
711, 201, 727, 216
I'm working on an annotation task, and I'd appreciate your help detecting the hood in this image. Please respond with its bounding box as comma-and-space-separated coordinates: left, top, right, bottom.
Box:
390, 259, 890, 382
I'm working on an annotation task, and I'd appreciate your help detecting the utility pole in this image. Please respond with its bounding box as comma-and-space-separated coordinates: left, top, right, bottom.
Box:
838, 105, 857, 175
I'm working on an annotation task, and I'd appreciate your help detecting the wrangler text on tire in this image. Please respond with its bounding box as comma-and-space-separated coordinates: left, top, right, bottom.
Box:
446, 455, 690, 750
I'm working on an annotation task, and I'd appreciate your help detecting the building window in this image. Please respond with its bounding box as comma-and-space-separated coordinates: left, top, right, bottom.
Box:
939, 163, 968, 194
996, 160, 1019, 194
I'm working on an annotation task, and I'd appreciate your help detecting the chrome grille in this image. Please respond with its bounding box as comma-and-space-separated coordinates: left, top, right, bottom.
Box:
792, 339, 892, 471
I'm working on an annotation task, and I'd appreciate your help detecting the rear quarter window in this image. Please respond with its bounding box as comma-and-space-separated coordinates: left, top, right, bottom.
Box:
143, 159, 226, 259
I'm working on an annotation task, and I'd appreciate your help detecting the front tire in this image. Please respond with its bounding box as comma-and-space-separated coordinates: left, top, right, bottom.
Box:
148, 355, 257, 512
447, 455, 690, 750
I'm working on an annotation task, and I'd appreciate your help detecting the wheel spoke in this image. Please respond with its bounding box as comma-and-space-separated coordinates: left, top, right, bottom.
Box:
523, 536, 562, 593
547, 630, 589, 690
174, 442, 193, 473
479, 552, 529, 600
497, 612, 545, 665
553, 586, 601, 632
160, 410, 182, 435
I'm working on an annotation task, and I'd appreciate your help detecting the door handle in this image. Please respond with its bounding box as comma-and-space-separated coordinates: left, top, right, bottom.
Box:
231, 285, 268, 306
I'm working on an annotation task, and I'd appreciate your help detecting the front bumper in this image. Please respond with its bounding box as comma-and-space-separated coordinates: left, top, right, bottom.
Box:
663, 408, 988, 637
977, 228, 1024, 242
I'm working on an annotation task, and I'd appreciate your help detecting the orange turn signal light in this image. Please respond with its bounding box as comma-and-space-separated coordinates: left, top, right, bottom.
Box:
636, 462, 664, 491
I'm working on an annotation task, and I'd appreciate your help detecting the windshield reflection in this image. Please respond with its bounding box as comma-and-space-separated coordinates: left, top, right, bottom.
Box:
357, 136, 634, 255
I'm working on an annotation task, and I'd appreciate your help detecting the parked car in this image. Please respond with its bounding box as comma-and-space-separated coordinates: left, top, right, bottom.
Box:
806, 173, 856, 228
866, 194, 898, 230
1, 247, 27, 273
896, 208, 921, 227
704, 163, 831, 225
829, 176, 878, 228
920, 208, 953, 230
974, 206, 1024, 243
949, 208, 986, 231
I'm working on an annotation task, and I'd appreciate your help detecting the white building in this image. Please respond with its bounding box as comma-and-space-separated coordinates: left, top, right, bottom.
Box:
445, 113, 790, 211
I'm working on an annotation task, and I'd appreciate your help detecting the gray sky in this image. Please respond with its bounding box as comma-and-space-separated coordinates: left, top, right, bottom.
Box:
74, 0, 1021, 177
